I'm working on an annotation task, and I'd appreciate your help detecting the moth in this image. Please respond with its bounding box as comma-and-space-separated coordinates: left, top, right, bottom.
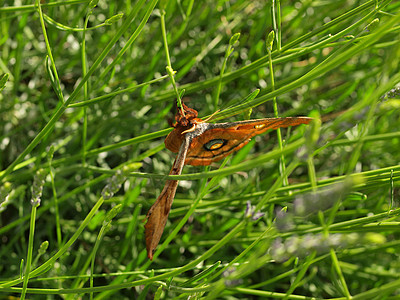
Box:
145, 103, 311, 259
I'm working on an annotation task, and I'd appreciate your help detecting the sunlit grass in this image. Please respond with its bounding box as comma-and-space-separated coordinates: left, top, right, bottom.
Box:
1, 0, 400, 298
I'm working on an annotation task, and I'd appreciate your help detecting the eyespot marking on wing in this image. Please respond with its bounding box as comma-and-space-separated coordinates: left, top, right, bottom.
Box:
254, 124, 266, 129
204, 139, 226, 151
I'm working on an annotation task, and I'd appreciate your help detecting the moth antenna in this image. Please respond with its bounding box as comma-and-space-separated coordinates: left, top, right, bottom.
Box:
181, 124, 196, 134
201, 109, 221, 123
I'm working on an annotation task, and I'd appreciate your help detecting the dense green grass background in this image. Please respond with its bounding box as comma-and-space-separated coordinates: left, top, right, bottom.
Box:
1, 0, 400, 298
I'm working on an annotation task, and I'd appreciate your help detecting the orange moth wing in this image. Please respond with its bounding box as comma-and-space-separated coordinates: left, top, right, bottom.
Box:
183, 117, 312, 166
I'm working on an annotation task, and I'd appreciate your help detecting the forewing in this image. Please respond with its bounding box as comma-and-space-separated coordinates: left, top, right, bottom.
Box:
185, 117, 311, 166
145, 135, 191, 260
